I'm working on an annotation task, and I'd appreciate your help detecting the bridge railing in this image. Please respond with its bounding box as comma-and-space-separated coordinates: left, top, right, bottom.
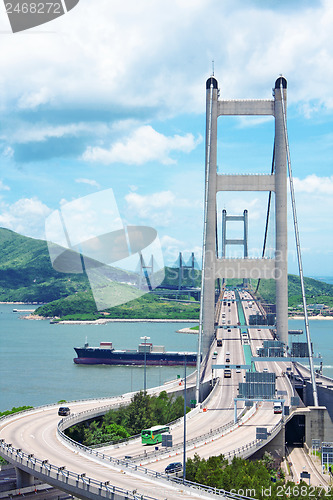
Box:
0, 438, 257, 500
0, 440, 157, 500
57, 407, 269, 498
58, 390, 257, 463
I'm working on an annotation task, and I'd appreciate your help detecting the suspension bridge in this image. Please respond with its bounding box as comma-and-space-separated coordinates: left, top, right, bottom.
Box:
1, 75, 333, 499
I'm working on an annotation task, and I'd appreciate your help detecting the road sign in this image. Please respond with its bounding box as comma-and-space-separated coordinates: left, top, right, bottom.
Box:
300, 472, 310, 479
256, 427, 268, 440
190, 399, 196, 405
322, 443, 333, 471
162, 434, 173, 447
239, 372, 276, 399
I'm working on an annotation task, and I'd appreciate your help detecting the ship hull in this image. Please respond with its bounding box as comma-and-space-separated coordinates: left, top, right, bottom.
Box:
73, 348, 197, 366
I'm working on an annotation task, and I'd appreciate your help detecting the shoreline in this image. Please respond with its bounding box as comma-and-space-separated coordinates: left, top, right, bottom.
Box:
289, 315, 333, 320
177, 327, 198, 334
24, 312, 333, 324
24, 314, 199, 325
58, 318, 199, 325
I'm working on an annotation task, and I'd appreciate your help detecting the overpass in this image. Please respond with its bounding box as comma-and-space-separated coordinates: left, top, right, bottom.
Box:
1, 75, 333, 498
2, 288, 333, 498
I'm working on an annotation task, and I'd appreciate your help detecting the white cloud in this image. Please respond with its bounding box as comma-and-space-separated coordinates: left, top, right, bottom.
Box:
125, 189, 199, 230
1, 1, 333, 118
0, 180, 10, 191
82, 126, 201, 165
160, 236, 202, 267
160, 235, 185, 266
0, 197, 51, 239
125, 190, 176, 225
294, 174, 333, 195
2, 146, 14, 158
2, 123, 109, 144
75, 178, 100, 188
17, 87, 53, 110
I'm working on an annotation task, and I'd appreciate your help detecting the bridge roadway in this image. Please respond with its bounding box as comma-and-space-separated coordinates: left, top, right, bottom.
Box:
0, 289, 295, 499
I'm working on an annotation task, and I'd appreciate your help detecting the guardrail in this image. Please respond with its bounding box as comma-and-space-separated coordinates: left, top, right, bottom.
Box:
0, 406, 284, 500
57, 401, 280, 471
0, 385, 286, 499
57, 429, 257, 500
60, 392, 203, 450
0, 440, 157, 500
0, 345, 287, 500
127, 400, 259, 464
1, 436, 257, 500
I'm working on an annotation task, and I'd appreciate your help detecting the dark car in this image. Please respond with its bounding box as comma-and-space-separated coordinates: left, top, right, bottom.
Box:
165, 462, 183, 474
58, 407, 70, 416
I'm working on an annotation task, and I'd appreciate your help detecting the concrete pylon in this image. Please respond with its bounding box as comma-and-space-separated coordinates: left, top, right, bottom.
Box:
201, 76, 288, 357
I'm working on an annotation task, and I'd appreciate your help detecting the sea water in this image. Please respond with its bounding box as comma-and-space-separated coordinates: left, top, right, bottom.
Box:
0, 304, 197, 411
1, 302, 332, 412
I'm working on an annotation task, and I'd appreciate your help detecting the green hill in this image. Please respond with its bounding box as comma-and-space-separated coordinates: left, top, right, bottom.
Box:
0, 228, 89, 302
254, 276, 333, 308
1, 227, 332, 319
34, 291, 200, 321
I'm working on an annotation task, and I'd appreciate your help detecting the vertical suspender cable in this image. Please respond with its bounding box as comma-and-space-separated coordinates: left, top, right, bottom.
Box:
255, 143, 275, 295
216, 212, 221, 293
196, 82, 214, 405
280, 84, 319, 406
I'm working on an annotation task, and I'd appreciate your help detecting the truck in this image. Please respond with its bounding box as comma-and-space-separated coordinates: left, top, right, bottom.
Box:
273, 402, 283, 414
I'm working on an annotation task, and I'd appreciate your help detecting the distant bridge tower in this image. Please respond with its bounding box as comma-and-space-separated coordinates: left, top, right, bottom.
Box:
178, 252, 196, 290
139, 254, 153, 292
221, 209, 248, 287
201, 76, 288, 357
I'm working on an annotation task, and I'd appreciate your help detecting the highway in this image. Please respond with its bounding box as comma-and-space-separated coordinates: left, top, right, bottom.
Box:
0, 288, 307, 499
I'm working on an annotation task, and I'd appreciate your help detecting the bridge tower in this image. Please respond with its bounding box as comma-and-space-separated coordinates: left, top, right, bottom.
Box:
221, 209, 248, 287
201, 76, 288, 356
139, 254, 153, 291
178, 252, 196, 290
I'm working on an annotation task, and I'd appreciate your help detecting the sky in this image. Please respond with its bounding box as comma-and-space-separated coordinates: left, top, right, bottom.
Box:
0, 0, 332, 277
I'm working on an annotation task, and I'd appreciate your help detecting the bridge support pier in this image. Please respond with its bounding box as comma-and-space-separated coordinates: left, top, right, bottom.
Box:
251, 425, 286, 461
304, 406, 333, 447
15, 467, 34, 488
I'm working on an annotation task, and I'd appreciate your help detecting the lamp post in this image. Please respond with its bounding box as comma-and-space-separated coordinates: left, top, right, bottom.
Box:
140, 336, 150, 393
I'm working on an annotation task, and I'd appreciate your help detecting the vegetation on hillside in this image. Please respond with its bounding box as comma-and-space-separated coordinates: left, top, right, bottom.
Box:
162, 266, 201, 288
0, 228, 89, 302
254, 275, 333, 310
65, 391, 187, 446
34, 291, 200, 320
186, 453, 332, 499
0, 405, 33, 417
1, 227, 333, 319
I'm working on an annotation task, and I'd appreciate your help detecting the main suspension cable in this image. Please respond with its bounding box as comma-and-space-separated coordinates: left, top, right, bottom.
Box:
280, 83, 319, 407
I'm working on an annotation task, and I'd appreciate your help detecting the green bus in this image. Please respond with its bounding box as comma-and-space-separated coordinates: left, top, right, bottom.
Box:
141, 425, 170, 445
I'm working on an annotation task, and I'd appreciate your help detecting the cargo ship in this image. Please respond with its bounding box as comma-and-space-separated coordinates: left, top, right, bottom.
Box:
73, 341, 198, 366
